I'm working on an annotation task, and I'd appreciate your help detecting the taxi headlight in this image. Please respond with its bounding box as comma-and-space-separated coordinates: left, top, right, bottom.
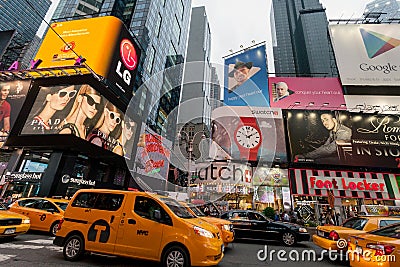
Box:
22, 219, 30, 224
193, 226, 214, 238
299, 227, 308, 233
223, 224, 231, 231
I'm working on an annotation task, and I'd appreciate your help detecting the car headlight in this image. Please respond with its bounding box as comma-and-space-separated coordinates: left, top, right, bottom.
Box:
299, 227, 308, 233
193, 226, 214, 238
223, 224, 231, 231
22, 219, 30, 224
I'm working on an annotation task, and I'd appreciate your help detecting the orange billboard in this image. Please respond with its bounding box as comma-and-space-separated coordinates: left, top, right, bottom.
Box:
36, 16, 140, 98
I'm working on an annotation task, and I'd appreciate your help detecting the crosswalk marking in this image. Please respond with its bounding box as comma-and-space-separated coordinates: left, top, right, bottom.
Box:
25, 238, 55, 245
0, 255, 16, 262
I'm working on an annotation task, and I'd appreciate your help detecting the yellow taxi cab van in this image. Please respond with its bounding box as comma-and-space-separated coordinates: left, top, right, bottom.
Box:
348, 222, 400, 267
8, 197, 69, 236
182, 202, 234, 247
313, 216, 400, 251
0, 203, 30, 238
53, 189, 224, 267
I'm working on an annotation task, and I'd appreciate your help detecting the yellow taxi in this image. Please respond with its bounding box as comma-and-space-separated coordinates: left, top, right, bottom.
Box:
348, 222, 400, 267
313, 216, 400, 251
8, 197, 69, 236
182, 202, 235, 247
0, 203, 30, 238
54, 189, 224, 266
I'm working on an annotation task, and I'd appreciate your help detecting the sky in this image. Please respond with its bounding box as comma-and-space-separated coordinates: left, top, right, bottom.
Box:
192, 0, 371, 72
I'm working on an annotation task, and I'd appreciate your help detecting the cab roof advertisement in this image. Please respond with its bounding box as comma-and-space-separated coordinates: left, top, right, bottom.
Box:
287, 110, 400, 168
223, 45, 269, 107
269, 77, 345, 109
329, 24, 400, 86
35, 16, 140, 98
210, 106, 286, 162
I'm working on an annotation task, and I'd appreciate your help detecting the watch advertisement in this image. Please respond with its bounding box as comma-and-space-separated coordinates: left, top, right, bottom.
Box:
287, 110, 400, 168
0, 80, 30, 148
20, 84, 136, 159
210, 106, 286, 162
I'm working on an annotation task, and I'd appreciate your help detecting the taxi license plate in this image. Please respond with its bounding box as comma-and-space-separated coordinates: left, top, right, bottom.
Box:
221, 244, 225, 253
4, 228, 16, 235
355, 246, 363, 255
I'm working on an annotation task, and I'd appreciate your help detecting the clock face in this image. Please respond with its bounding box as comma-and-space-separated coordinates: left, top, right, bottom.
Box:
235, 126, 261, 148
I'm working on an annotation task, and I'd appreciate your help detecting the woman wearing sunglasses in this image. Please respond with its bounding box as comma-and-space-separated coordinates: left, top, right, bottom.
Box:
22, 85, 78, 134
87, 101, 123, 150
58, 85, 103, 138
113, 117, 135, 158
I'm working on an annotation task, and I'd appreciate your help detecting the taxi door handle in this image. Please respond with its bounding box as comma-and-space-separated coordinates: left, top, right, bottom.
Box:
110, 215, 115, 223
128, 219, 136, 225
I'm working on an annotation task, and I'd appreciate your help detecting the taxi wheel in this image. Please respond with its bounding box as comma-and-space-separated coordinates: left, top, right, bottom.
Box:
63, 235, 84, 261
282, 232, 297, 246
162, 245, 190, 267
50, 221, 60, 236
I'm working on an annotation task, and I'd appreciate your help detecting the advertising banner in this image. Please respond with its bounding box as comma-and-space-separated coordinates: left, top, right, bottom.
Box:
0, 80, 30, 148
223, 45, 269, 106
330, 24, 400, 86
35, 16, 140, 98
361, 205, 400, 216
135, 125, 172, 180
192, 162, 253, 186
345, 95, 400, 114
20, 84, 136, 158
211, 106, 286, 162
289, 169, 400, 200
269, 77, 345, 109
252, 168, 289, 187
287, 110, 400, 168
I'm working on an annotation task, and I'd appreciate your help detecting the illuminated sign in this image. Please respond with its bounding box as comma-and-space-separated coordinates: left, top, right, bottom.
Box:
309, 176, 386, 192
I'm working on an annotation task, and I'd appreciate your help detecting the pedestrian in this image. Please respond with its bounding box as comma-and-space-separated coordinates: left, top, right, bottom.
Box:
283, 211, 290, 222
4, 196, 12, 207
274, 210, 280, 221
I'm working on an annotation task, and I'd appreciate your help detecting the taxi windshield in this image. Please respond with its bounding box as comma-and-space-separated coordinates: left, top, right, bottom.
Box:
189, 205, 206, 217
159, 197, 195, 219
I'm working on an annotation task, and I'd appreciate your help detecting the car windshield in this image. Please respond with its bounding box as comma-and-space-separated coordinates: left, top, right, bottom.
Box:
54, 202, 68, 211
189, 205, 206, 217
0, 203, 6, 210
369, 223, 400, 239
342, 217, 368, 230
159, 197, 195, 219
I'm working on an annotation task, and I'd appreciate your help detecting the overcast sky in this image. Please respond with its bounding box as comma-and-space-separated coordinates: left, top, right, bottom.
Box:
192, 0, 371, 72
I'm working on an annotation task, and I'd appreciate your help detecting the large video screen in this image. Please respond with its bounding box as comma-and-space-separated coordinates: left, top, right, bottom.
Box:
287, 110, 400, 168
21, 84, 136, 159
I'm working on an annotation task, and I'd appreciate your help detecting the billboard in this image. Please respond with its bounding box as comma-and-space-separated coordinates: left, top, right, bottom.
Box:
20, 84, 136, 158
345, 95, 400, 114
134, 125, 172, 180
330, 24, 400, 86
223, 45, 269, 106
0, 80, 30, 148
211, 106, 286, 162
35, 16, 140, 98
269, 77, 346, 109
287, 110, 400, 168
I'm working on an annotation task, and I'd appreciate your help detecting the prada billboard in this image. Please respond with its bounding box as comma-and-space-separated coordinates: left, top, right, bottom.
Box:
287, 110, 400, 169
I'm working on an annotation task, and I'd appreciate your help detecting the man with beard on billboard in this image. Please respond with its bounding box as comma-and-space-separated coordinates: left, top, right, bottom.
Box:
295, 112, 352, 164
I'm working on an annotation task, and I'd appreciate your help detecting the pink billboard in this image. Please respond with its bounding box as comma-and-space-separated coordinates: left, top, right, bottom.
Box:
269, 77, 346, 110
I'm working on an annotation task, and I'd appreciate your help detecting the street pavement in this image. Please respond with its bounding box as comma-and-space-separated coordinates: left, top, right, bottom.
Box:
0, 231, 349, 266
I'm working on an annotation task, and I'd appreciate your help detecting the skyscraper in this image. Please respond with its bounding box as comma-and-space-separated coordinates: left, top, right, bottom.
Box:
0, 0, 51, 68
364, 0, 400, 22
271, 0, 337, 77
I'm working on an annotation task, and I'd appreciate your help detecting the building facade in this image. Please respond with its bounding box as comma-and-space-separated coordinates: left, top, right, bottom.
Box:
270, 0, 337, 77
0, 0, 51, 68
364, 0, 400, 22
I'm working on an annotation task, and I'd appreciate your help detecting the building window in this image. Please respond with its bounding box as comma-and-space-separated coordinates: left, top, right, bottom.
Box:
173, 15, 181, 44
146, 45, 156, 74
156, 12, 162, 38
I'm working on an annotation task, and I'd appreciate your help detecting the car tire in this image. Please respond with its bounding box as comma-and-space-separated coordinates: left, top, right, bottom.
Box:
162, 245, 190, 267
50, 221, 60, 236
63, 235, 85, 261
282, 232, 297, 246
